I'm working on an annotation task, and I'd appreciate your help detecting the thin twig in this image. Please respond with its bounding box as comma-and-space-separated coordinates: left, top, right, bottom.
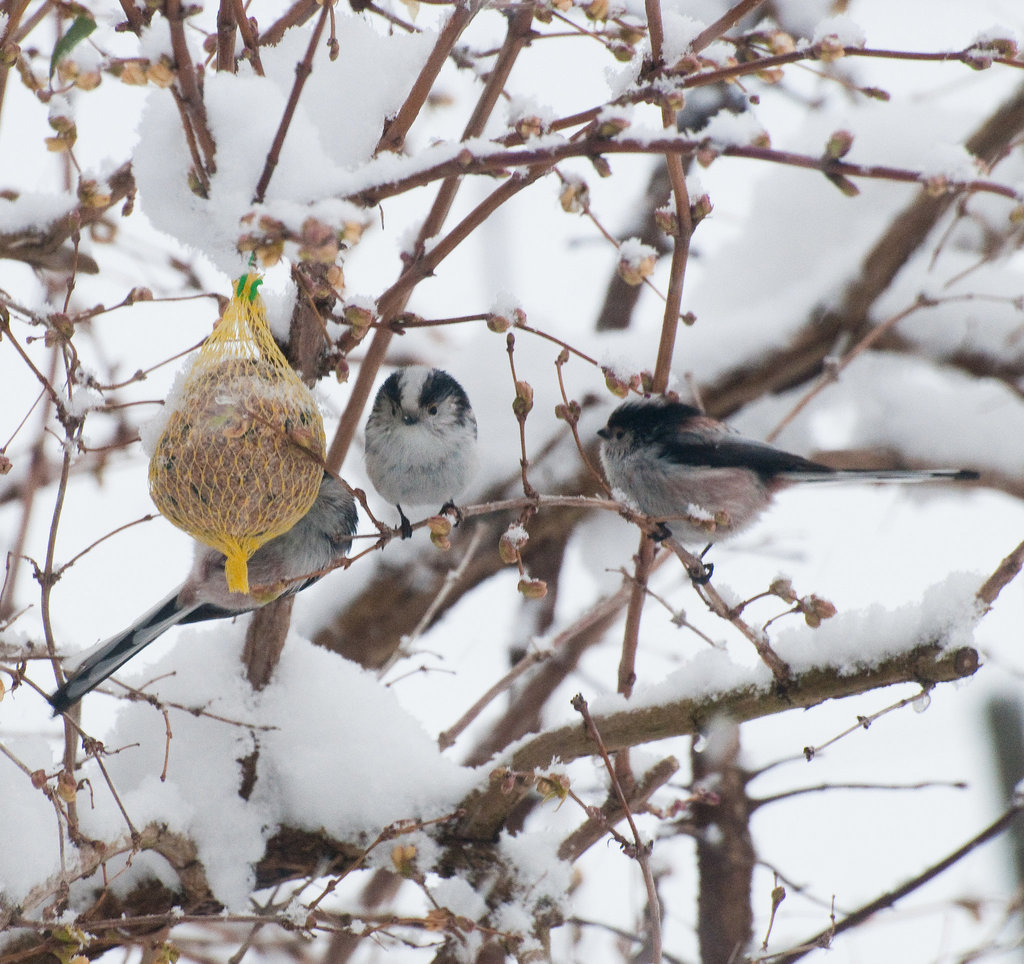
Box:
566, 917, 690, 964
688, 0, 766, 54
323, 3, 537, 476
572, 694, 663, 964
754, 778, 968, 810
84, 743, 141, 843
215, 0, 236, 72
378, 525, 485, 681
505, 333, 538, 499
439, 582, 634, 751
765, 295, 936, 443
305, 811, 460, 912
762, 803, 1024, 964
438, 650, 549, 752
38, 411, 84, 831
57, 515, 157, 574
545, 42, 1024, 138
976, 538, 1024, 608
0, 740, 34, 777
169, 87, 211, 197
661, 537, 792, 683
375, 0, 481, 154
558, 754, 679, 861
252, 0, 330, 203
0, 313, 63, 407
166, 0, 217, 174
553, 351, 607, 488
327, 169, 549, 471
800, 687, 932, 761
0, 358, 55, 620
260, 0, 317, 47
352, 134, 1021, 207
618, 539, 654, 698
231, 0, 264, 74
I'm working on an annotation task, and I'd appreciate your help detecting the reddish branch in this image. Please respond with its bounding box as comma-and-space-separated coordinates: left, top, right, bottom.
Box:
675, 42, 1024, 90
614, 0, 698, 702
550, 42, 1024, 134
215, 0, 236, 72
231, 0, 264, 74
117, 0, 147, 34
557, 754, 679, 861
252, 1, 331, 203
325, 3, 529, 473
688, 0, 766, 54
376, 2, 481, 154
617, 538, 656, 697
976, 538, 1024, 608
351, 134, 1020, 207
165, 0, 217, 179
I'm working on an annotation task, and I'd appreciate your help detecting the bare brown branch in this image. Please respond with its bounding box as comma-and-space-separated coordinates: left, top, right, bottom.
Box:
456, 641, 979, 841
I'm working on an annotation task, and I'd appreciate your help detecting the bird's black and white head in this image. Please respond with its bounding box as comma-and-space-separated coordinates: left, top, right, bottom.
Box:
598, 399, 706, 459
371, 366, 476, 438
364, 366, 478, 520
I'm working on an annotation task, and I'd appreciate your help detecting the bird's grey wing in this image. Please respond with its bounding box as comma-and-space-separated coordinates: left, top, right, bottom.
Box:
660, 435, 976, 483
659, 433, 831, 478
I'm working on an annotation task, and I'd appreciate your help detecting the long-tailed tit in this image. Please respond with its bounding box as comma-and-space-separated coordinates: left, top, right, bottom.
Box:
598, 399, 978, 544
48, 473, 357, 713
364, 366, 477, 538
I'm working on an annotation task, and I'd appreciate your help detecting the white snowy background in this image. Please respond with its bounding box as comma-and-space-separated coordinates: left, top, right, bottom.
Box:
2, 0, 1024, 961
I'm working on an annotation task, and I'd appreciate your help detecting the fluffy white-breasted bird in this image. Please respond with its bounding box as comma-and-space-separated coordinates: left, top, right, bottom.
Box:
364, 366, 477, 538
598, 398, 977, 544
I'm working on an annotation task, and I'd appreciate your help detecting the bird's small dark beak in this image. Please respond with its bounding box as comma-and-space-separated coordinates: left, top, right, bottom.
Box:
403, 414, 418, 426
597, 427, 609, 439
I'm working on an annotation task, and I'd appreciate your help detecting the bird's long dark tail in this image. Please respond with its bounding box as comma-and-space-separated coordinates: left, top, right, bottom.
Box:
782, 468, 979, 484
48, 591, 196, 714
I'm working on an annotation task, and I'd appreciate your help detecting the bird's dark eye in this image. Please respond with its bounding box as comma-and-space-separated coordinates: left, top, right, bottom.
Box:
427, 404, 438, 416
615, 429, 625, 441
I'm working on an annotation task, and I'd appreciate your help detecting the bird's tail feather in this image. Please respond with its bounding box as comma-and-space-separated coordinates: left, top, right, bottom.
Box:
782, 468, 978, 484
48, 590, 196, 714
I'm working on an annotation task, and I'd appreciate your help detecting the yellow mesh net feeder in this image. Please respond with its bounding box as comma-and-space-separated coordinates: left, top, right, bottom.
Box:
149, 273, 326, 594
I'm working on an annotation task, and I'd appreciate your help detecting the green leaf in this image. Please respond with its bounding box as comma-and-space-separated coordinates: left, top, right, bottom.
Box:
49, 16, 96, 79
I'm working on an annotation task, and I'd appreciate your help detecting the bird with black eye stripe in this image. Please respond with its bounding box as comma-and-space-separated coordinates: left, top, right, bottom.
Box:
364, 366, 478, 539
598, 397, 978, 549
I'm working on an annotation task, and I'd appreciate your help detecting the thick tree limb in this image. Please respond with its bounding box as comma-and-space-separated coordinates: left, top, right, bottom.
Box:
454, 642, 980, 841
